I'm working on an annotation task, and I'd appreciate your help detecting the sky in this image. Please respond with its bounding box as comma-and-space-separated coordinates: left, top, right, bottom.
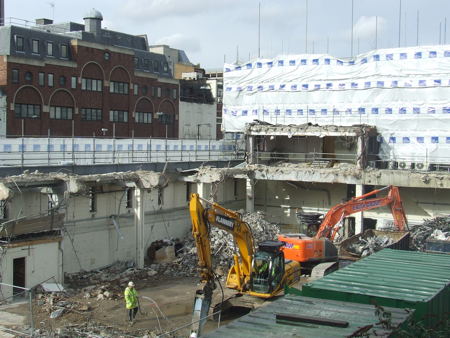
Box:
6, 0, 450, 69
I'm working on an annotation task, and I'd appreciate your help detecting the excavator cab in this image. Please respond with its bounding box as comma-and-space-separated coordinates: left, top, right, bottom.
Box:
251, 241, 285, 294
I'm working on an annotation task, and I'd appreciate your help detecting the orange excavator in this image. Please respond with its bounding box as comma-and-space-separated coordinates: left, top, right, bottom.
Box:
278, 185, 408, 269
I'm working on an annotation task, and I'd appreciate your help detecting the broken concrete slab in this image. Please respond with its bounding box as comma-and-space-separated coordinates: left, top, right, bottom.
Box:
245, 122, 377, 137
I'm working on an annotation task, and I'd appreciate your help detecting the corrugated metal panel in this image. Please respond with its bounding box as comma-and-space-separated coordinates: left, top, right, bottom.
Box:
204, 295, 413, 338
298, 249, 450, 328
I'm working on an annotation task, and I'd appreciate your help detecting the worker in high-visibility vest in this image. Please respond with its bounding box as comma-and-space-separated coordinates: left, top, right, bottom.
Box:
124, 281, 139, 324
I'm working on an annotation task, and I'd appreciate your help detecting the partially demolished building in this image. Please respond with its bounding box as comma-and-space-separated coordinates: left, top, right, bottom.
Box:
218, 46, 450, 233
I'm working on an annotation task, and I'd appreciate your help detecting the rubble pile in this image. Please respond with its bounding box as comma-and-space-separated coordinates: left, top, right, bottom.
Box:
159, 210, 281, 278
34, 293, 92, 320
347, 235, 395, 257
410, 217, 450, 251
65, 261, 158, 298
33, 321, 153, 338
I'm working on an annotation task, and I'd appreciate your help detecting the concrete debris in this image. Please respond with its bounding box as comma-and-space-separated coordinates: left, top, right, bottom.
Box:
245, 122, 376, 137
156, 210, 281, 279
34, 321, 153, 338
410, 217, 450, 250
50, 308, 65, 319
430, 229, 450, 241
347, 235, 395, 257
1, 170, 167, 196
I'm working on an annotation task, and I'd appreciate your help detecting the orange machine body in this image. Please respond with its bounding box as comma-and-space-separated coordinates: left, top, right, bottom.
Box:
278, 185, 408, 264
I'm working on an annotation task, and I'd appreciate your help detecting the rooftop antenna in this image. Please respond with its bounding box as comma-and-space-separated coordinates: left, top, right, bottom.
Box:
398, 0, 402, 47
375, 16, 378, 49
445, 17, 447, 44
350, 0, 354, 57
416, 10, 419, 46
258, 2, 261, 58
305, 0, 308, 53
48, 2, 55, 21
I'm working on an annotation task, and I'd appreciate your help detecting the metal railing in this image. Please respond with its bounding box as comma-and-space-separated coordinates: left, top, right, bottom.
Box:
0, 137, 245, 167
255, 151, 357, 165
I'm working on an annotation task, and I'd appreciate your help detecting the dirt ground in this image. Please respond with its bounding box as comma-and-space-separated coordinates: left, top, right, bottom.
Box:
4, 276, 246, 337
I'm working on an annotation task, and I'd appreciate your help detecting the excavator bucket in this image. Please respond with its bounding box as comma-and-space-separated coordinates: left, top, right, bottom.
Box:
190, 285, 213, 337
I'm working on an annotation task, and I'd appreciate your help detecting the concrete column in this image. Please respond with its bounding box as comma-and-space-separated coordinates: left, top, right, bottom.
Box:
246, 178, 255, 213
247, 135, 255, 164
356, 134, 367, 169
354, 184, 364, 234
197, 182, 211, 201
134, 187, 145, 269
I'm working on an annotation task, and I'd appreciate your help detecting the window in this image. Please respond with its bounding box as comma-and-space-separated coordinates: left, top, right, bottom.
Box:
126, 188, 133, 208
61, 44, 68, 58
71, 76, 77, 89
172, 88, 177, 99
165, 88, 170, 97
48, 73, 54, 87
14, 103, 41, 118
143, 59, 150, 69
0, 200, 7, 220
141, 85, 148, 95
12, 69, 19, 83
109, 81, 129, 94
104, 52, 110, 60
32, 39, 40, 54
81, 78, 102, 92
59, 76, 66, 86
135, 112, 152, 124
38, 72, 45, 86
25, 72, 33, 82
157, 87, 161, 97
133, 84, 138, 95
49, 106, 73, 120
47, 42, 54, 56
133, 57, 139, 66
15, 36, 24, 52
163, 62, 168, 72
81, 108, 102, 121
89, 187, 97, 212
109, 110, 128, 122
154, 60, 160, 72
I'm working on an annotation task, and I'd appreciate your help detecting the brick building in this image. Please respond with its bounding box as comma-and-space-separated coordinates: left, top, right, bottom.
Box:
0, 9, 179, 138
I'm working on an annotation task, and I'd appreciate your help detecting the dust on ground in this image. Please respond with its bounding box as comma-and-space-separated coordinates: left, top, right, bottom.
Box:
5, 276, 239, 337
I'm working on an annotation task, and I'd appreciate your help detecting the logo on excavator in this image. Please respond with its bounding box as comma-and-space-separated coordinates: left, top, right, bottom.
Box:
215, 215, 235, 230
352, 200, 381, 211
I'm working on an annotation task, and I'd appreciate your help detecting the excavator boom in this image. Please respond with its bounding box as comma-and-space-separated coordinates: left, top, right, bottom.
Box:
316, 185, 408, 240
279, 185, 408, 265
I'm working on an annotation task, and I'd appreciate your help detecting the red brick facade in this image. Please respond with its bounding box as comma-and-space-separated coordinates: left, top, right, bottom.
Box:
4, 41, 179, 138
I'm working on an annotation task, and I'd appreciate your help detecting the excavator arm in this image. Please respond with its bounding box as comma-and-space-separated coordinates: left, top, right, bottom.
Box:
315, 185, 408, 240
189, 193, 255, 336
189, 193, 255, 291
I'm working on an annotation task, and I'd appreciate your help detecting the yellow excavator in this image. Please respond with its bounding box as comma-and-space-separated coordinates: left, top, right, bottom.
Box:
189, 193, 301, 336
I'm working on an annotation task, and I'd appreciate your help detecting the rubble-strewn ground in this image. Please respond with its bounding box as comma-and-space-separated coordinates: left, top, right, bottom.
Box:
1, 210, 283, 337
4, 275, 238, 337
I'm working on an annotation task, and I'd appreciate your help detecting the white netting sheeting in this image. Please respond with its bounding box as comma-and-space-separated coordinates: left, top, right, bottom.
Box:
223, 45, 450, 164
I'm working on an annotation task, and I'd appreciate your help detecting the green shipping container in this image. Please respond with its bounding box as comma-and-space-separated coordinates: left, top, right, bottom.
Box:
293, 249, 450, 328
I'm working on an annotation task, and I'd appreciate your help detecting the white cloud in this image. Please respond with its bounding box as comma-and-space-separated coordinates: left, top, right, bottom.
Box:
119, 0, 241, 22
155, 34, 201, 54
353, 16, 387, 39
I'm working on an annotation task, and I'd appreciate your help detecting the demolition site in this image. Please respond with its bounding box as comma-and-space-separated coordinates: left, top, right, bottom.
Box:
0, 6, 449, 338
